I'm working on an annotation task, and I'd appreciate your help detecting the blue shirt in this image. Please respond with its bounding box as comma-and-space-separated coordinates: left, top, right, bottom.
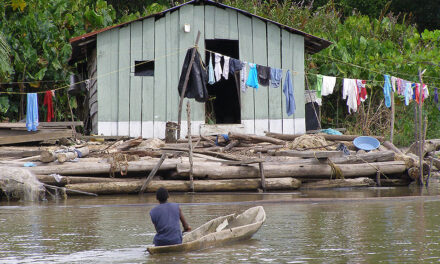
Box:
150, 202, 182, 246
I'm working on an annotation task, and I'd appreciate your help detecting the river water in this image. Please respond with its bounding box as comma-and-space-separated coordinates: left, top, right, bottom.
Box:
2, 182, 440, 263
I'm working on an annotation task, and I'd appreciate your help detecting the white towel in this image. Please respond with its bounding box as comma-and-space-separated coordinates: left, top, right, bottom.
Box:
214, 53, 222, 82
222, 56, 230, 80
321, 75, 336, 96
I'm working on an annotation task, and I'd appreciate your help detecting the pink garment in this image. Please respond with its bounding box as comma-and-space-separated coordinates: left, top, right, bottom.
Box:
357, 80, 367, 103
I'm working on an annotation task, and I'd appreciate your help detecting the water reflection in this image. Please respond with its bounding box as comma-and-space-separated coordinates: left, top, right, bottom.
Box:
2, 182, 440, 263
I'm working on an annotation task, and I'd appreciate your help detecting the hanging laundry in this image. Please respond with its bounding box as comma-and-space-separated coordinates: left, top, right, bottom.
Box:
270, 68, 282, 88
222, 56, 230, 80
383, 75, 392, 108
415, 83, 421, 104
390, 76, 397, 92
321, 75, 336, 96
208, 53, 215, 85
342, 78, 358, 113
256, 65, 270, 86
283, 70, 295, 116
356, 79, 367, 103
26, 93, 39, 131
177, 47, 208, 102
214, 53, 222, 82
229, 58, 243, 74
43, 90, 54, 122
246, 63, 259, 89
434, 88, 440, 110
404, 81, 413, 106
396, 78, 403, 95
422, 84, 429, 101
240, 61, 248, 92
315, 74, 323, 106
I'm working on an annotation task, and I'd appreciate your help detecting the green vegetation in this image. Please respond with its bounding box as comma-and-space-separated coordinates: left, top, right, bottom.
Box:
0, 0, 439, 146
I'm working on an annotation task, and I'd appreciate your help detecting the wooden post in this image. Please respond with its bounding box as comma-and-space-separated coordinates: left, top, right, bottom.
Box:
427, 157, 433, 187
258, 152, 266, 192
177, 31, 201, 139
187, 101, 194, 192
66, 93, 77, 140
417, 68, 425, 186
390, 90, 395, 143
139, 154, 167, 194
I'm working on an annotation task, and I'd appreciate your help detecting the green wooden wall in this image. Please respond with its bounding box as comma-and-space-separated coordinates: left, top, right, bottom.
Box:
96, 4, 306, 137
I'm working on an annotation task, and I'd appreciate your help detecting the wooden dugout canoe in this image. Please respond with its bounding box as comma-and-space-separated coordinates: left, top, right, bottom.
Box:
147, 206, 266, 254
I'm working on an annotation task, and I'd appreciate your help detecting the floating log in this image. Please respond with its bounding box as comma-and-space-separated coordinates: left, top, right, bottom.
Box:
65, 177, 301, 195
265, 132, 384, 142
177, 161, 407, 179
379, 178, 412, 187
407, 139, 440, 156
57, 152, 77, 163
36, 174, 140, 186
228, 132, 285, 145
301, 177, 376, 189
24, 159, 179, 175
40, 150, 57, 162
329, 150, 395, 164
272, 150, 343, 159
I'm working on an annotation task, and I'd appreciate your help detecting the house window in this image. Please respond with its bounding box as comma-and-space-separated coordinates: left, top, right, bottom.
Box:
134, 60, 154, 76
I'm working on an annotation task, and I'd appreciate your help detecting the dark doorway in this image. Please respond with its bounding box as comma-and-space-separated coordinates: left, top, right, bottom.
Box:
205, 39, 240, 124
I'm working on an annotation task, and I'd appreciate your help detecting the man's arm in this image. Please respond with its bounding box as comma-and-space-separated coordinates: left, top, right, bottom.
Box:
179, 207, 191, 232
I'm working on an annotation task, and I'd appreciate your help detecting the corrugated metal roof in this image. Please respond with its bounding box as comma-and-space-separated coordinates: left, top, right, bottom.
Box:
69, 0, 331, 62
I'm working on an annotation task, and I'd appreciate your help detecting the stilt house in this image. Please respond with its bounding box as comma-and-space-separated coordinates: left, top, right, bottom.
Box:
69, 0, 331, 138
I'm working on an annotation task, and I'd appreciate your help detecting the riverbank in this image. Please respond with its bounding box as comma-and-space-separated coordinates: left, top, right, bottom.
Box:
0, 131, 438, 200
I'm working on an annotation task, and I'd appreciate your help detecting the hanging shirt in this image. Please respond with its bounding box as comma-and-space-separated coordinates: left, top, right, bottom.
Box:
270, 68, 282, 88
423, 84, 429, 101
222, 56, 230, 80
434, 88, 440, 110
256, 65, 270, 86
383, 74, 392, 108
240, 61, 247, 92
43, 90, 54, 122
177, 48, 209, 102
404, 81, 413, 106
357, 79, 367, 103
150, 202, 182, 246
283, 70, 295, 116
342, 78, 358, 114
390, 76, 397, 92
229, 58, 243, 74
214, 53, 222, 82
246, 63, 259, 89
26, 93, 39, 131
321, 75, 336, 96
315, 74, 323, 106
208, 53, 215, 85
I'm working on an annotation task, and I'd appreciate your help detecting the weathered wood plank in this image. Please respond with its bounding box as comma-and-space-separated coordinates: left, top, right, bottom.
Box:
214, 7, 228, 39
109, 29, 119, 135
97, 30, 111, 134
252, 17, 269, 136
0, 122, 83, 128
204, 5, 215, 39
227, 8, 238, 40
292, 34, 305, 134
281, 29, 293, 134
142, 18, 155, 138
130, 21, 143, 138
118, 25, 131, 136
267, 23, 282, 133
169, 11, 180, 124
192, 5, 206, 128
237, 13, 254, 134
154, 17, 167, 138
0, 130, 74, 145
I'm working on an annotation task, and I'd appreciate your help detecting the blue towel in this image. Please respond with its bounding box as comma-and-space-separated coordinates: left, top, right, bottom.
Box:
283, 70, 295, 116
26, 93, 39, 131
383, 75, 391, 108
208, 54, 215, 85
245, 63, 259, 89
229, 58, 243, 74
270, 68, 282, 88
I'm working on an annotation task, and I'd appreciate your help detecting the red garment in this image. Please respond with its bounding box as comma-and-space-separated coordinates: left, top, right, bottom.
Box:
356, 79, 367, 104
415, 83, 420, 104
43, 90, 54, 122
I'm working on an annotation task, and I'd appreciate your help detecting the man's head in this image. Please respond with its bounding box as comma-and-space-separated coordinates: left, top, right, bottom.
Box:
156, 187, 169, 203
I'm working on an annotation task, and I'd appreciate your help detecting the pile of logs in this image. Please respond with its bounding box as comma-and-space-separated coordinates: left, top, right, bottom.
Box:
1, 131, 436, 197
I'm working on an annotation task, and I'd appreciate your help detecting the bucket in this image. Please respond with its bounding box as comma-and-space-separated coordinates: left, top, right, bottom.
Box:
165, 122, 178, 143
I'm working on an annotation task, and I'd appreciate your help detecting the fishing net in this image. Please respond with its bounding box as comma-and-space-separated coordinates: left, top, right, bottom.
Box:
290, 134, 330, 150
0, 168, 45, 201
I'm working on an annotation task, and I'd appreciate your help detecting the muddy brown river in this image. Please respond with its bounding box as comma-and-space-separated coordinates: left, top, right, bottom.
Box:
2, 182, 440, 263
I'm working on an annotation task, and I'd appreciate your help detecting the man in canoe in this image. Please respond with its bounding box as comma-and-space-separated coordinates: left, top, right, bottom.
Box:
150, 187, 191, 246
